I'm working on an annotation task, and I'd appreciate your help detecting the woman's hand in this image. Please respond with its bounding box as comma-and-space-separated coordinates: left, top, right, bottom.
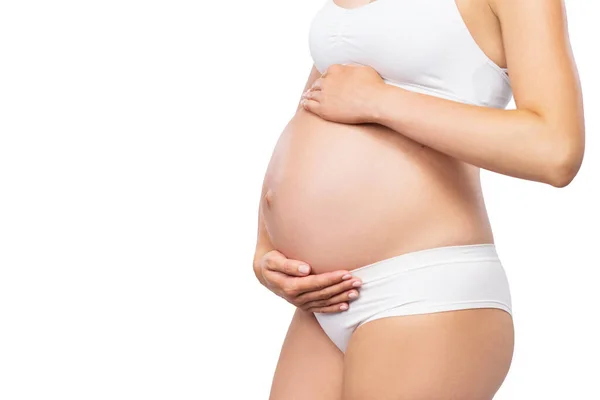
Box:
300, 63, 386, 124
254, 249, 363, 313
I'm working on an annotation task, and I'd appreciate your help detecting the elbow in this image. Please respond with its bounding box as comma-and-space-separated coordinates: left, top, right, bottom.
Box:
545, 136, 584, 188
547, 163, 577, 188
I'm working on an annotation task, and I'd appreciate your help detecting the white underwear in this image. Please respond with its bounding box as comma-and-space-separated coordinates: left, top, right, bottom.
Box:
313, 243, 513, 353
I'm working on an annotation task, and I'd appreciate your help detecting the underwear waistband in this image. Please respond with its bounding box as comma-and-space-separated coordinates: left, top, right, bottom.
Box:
349, 243, 501, 283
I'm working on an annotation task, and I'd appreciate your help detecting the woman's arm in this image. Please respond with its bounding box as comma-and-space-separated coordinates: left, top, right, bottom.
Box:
369, 0, 584, 187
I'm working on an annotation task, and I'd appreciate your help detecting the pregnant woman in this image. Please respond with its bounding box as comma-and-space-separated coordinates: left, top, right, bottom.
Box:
253, 0, 585, 398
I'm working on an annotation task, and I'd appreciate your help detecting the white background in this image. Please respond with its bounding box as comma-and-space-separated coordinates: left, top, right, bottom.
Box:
0, 0, 598, 399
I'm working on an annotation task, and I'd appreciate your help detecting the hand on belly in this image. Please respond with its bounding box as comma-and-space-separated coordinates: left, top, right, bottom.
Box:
261, 110, 492, 273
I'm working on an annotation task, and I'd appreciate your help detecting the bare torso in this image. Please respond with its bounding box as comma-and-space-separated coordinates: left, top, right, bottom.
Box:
261, 107, 493, 273
261, 0, 507, 274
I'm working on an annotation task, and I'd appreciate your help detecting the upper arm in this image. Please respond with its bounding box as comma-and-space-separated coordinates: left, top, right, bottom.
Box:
491, 0, 585, 156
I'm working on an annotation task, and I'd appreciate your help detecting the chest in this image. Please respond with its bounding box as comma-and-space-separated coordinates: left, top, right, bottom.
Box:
310, 0, 462, 74
307, 0, 512, 108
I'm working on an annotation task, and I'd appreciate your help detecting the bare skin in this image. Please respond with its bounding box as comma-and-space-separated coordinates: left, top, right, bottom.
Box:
254, 162, 364, 314
256, 0, 584, 399
342, 308, 514, 400
269, 308, 345, 400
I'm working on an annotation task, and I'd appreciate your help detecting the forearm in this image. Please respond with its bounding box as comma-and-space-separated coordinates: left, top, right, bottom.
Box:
370, 84, 584, 187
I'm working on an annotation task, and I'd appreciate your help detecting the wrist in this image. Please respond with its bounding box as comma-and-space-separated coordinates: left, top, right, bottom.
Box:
366, 82, 396, 124
364, 82, 386, 123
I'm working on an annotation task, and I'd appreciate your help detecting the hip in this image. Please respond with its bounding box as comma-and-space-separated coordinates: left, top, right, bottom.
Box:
313, 243, 513, 353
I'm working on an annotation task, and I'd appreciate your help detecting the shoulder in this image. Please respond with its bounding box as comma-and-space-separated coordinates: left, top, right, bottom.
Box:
488, 0, 567, 22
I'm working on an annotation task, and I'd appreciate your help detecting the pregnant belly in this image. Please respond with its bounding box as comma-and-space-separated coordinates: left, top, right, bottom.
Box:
261, 108, 493, 273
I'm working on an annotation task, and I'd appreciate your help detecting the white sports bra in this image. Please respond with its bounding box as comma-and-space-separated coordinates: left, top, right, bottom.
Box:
308, 0, 513, 109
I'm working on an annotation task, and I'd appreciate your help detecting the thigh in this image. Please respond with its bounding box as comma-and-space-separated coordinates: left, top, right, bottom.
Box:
342, 308, 514, 400
269, 307, 344, 400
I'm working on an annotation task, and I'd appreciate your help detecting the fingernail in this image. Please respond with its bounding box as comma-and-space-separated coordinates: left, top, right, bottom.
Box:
298, 264, 310, 274
348, 292, 358, 299
340, 304, 348, 310
342, 274, 352, 280
352, 281, 362, 287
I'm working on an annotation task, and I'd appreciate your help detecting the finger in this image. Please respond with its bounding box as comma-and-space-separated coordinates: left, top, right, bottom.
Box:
301, 99, 320, 114
263, 251, 310, 276
295, 278, 362, 304
262, 250, 287, 271
302, 289, 360, 310
263, 250, 311, 277
301, 87, 320, 101
303, 90, 322, 101
279, 259, 312, 277
307, 302, 349, 314
260, 267, 288, 289
291, 270, 354, 294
